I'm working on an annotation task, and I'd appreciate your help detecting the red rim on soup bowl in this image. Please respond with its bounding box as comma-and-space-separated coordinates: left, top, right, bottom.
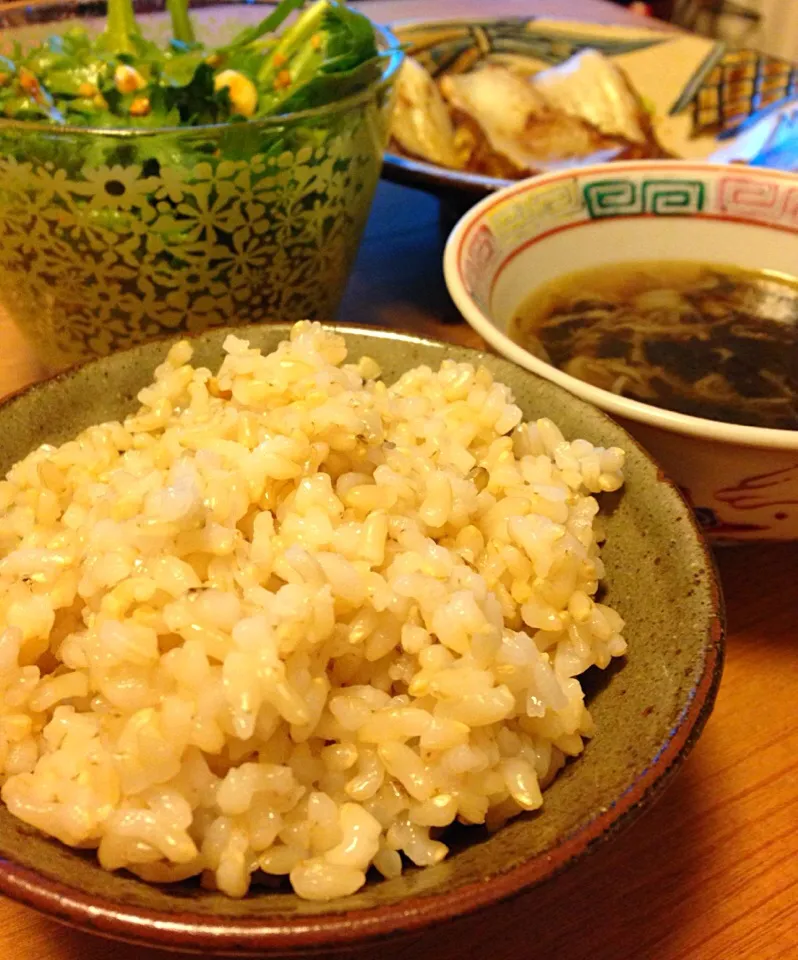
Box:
444, 160, 798, 542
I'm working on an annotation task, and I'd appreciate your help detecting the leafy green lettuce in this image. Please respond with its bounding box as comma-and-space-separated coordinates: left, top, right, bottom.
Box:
0, 0, 385, 128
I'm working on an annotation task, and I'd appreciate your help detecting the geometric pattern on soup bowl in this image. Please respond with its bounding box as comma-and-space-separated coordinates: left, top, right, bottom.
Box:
582, 178, 705, 217
462, 167, 798, 301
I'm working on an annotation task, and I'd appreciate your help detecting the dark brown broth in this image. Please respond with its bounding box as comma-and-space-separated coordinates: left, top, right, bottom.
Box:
510, 261, 798, 430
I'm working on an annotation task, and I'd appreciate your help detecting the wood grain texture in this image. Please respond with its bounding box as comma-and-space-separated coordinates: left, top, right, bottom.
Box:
0, 1, 796, 955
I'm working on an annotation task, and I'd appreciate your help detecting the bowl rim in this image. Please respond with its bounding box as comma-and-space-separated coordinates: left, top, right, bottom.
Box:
383, 148, 512, 196
0, 0, 402, 137
443, 159, 798, 451
0, 322, 724, 954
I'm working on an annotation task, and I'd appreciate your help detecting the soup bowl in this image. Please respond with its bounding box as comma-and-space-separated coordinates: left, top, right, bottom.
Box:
444, 160, 798, 542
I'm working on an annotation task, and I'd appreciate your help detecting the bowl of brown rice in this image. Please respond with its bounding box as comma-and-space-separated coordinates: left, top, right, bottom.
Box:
0, 322, 723, 953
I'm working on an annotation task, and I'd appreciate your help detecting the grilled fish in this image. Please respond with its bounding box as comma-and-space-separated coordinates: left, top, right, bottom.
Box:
390, 56, 464, 169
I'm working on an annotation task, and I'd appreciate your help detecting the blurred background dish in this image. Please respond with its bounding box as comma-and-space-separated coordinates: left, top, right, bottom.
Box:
444, 159, 798, 541
0, 0, 402, 371
383, 15, 798, 223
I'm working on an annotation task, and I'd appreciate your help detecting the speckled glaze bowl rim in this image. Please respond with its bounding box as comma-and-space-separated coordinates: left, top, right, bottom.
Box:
0, 324, 725, 954
444, 160, 798, 451
0, 0, 403, 136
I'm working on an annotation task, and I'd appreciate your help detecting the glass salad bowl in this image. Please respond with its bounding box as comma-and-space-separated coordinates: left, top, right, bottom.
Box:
0, 0, 401, 370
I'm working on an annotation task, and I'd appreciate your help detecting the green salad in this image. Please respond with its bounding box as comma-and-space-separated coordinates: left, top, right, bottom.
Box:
0, 0, 385, 127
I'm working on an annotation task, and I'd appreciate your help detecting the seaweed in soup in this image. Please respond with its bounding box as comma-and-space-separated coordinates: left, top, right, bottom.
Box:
510, 261, 798, 430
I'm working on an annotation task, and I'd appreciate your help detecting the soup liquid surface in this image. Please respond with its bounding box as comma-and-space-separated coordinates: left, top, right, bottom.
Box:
510, 261, 798, 430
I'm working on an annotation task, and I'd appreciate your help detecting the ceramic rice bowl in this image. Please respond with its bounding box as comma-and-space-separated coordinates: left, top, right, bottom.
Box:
0, 325, 722, 954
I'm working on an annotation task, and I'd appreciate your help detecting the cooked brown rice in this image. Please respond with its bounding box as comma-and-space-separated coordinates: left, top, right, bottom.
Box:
0, 322, 626, 900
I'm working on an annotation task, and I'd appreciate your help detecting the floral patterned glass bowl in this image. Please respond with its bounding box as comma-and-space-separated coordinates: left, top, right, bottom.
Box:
0, 0, 402, 371
444, 160, 798, 542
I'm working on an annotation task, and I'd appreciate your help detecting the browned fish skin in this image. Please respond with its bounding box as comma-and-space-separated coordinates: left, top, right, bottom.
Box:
389, 55, 671, 178
390, 57, 464, 169
449, 111, 531, 179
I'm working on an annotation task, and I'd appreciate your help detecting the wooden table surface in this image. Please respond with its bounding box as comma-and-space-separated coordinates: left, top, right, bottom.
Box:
1, 0, 797, 957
